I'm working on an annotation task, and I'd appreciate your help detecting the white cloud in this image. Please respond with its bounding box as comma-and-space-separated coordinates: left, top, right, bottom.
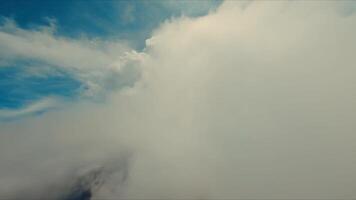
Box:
0, 19, 123, 69
0, 20, 144, 117
0, 19, 142, 99
0, 97, 59, 120
1, 1, 356, 199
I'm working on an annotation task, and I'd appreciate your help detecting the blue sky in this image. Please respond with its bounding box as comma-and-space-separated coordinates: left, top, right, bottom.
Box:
0, 0, 222, 120
0, 0, 221, 48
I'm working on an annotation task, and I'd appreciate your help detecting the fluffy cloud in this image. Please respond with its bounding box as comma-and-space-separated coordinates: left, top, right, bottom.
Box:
1, 1, 356, 199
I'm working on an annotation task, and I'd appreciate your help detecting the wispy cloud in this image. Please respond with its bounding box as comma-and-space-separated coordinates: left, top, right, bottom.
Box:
0, 97, 58, 120
0, 19, 143, 119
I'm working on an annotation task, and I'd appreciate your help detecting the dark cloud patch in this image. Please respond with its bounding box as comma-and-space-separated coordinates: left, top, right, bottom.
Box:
9, 156, 131, 200
63, 160, 129, 200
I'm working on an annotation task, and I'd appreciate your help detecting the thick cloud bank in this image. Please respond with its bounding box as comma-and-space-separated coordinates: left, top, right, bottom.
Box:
1, 1, 356, 199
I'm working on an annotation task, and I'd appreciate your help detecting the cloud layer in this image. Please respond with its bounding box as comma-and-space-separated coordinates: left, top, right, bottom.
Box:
1, 1, 356, 199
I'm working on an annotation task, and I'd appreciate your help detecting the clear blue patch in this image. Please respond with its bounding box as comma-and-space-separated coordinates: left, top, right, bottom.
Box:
0, 63, 82, 110
0, 0, 222, 49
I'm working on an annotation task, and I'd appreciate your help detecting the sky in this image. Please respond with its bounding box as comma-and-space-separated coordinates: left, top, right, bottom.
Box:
0, 0, 356, 199
0, 0, 222, 120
